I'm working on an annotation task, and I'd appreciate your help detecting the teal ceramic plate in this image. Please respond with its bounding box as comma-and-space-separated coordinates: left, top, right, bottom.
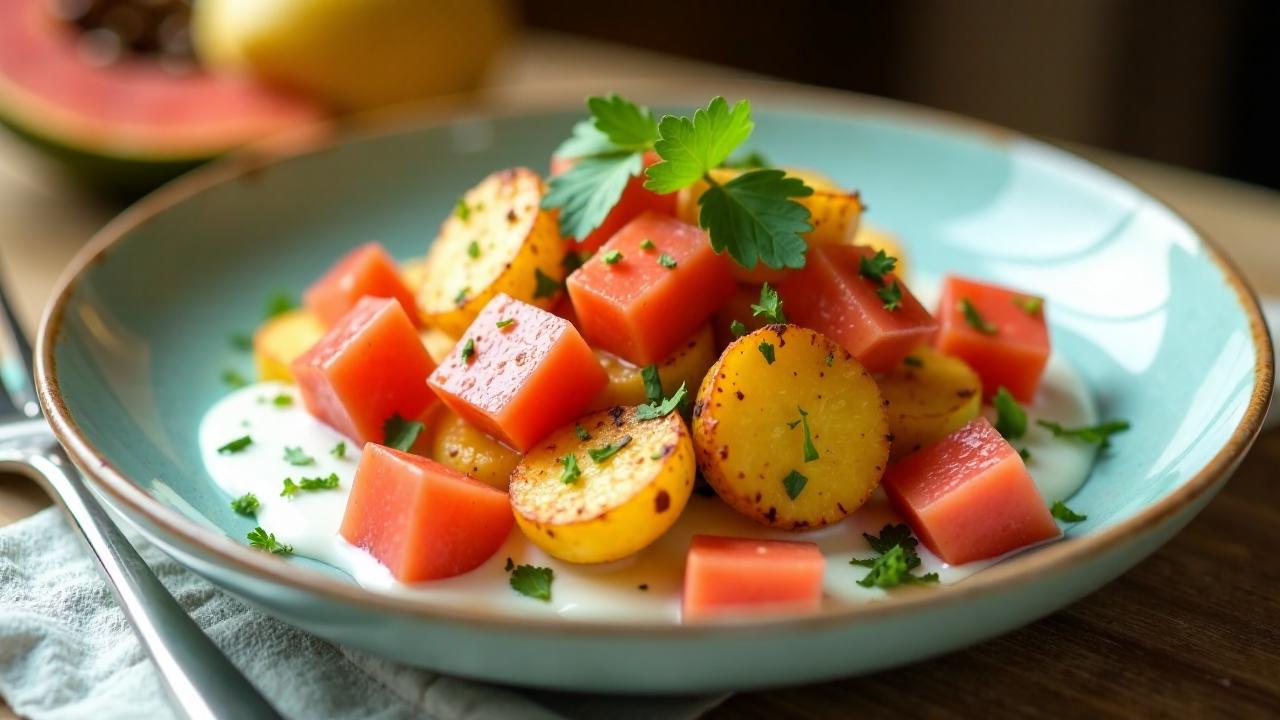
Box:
35, 83, 1272, 693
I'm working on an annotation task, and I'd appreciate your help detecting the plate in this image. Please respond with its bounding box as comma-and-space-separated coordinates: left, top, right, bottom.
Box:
35, 83, 1272, 692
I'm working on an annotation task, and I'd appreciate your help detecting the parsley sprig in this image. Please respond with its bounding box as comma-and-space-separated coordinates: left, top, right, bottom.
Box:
383, 414, 425, 452
1050, 500, 1088, 523
750, 283, 786, 323
636, 383, 687, 421
850, 524, 940, 588
510, 564, 554, 601
993, 387, 1027, 440
1037, 419, 1130, 449
588, 436, 632, 463
247, 527, 292, 555
281, 473, 340, 497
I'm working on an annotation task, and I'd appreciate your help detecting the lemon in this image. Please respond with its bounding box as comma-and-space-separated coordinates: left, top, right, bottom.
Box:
194, 0, 511, 112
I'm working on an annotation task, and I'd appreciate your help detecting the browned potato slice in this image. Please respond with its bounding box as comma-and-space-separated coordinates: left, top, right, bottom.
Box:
509, 407, 695, 563
878, 346, 982, 460
692, 325, 889, 529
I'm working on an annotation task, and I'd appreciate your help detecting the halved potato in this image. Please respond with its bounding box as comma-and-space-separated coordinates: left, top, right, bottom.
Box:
878, 346, 981, 460
692, 325, 889, 529
509, 407, 695, 563
587, 324, 716, 412
253, 308, 325, 382
417, 168, 568, 335
430, 410, 521, 490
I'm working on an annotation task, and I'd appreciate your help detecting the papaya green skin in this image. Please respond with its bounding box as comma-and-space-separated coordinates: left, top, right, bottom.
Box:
0, 117, 210, 201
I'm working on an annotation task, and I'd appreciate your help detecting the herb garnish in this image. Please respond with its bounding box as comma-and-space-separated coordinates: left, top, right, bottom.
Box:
560, 454, 582, 484
849, 524, 939, 588
280, 473, 340, 497
639, 238, 656, 251
729, 320, 747, 338
265, 293, 296, 319
958, 298, 998, 335
588, 436, 632, 464
758, 341, 776, 364
453, 286, 469, 307
722, 149, 769, 169
532, 268, 561, 299
858, 249, 897, 284
282, 446, 315, 466
782, 470, 808, 500
230, 493, 259, 516
467, 240, 481, 259
271, 393, 293, 407
993, 387, 1027, 440
825, 352, 834, 367
455, 197, 471, 222
1014, 295, 1043, 316
657, 253, 678, 269
602, 249, 624, 265
796, 406, 819, 462
510, 564, 554, 601
230, 333, 252, 352
750, 283, 786, 323
331, 441, 347, 459
1050, 501, 1087, 523
903, 355, 924, 368
495, 318, 514, 329
247, 527, 292, 554
636, 383, 688, 421
641, 365, 664, 404
460, 337, 476, 363
1037, 419, 1130, 448
221, 369, 248, 389
383, 414, 425, 452
217, 435, 253, 454
574, 424, 591, 441
876, 280, 903, 311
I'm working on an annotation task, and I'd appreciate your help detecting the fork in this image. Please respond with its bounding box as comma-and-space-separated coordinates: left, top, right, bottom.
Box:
0, 265, 282, 719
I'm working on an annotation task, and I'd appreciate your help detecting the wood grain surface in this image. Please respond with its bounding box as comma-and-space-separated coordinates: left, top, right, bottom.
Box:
1, 31, 1277, 720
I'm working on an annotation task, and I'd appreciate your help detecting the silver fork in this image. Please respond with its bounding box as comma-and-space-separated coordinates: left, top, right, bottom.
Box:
0, 264, 282, 719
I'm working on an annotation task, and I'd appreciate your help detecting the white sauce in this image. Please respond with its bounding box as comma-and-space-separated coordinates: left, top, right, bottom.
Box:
198, 352, 1096, 623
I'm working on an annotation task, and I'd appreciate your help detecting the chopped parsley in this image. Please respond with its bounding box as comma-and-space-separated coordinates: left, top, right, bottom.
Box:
1050, 500, 1087, 523
574, 423, 591, 441
729, 320, 747, 338
221, 369, 248, 389
721, 149, 770, 169
455, 197, 472, 221
265, 293, 296, 319
602, 249, 624, 265
1037, 419, 1130, 449
229, 333, 252, 352
331, 441, 347, 459
758, 341, 776, 364
750, 282, 786, 323
467, 240, 481, 259
588, 435, 632, 463
876, 280, 903, 311
280, 473, 340, 497
495, 318, 515, 329
636, 383, 688, 421
217, 435, 253, 454
782, 470, 808, 500
532, 268, 561, 299
460, 337, 476, 363
510, 564, 554, 601
639, 238, 656, 251
383, 414, 425, 451
560, 453, 582, 484
453, 286, 469, 307
247, 527, 292, 555
1019, 447, 1032, 462
282, 446, 315, 466
903, 355, 924, 368
641, 364, 664, 404
796, 406, 819, 462
993, 387, 1027, 440
271, 393, 293, 407
825, 351, 834, 367
1014, 295, 1043, 316
657, 253, 678, 269
849, 524, 939, 588
958, 298, 998, 335
858, 249, 898, 284
230, 493, 259, 516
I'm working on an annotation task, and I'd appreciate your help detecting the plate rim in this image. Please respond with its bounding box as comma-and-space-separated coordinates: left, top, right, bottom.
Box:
34, 78, 1275, 635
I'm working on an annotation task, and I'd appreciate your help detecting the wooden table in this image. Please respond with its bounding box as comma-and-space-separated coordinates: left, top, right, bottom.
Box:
2, 32, 1278, 719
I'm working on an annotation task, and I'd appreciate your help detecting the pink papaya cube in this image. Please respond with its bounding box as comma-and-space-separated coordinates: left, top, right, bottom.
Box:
304, 242, 420, 327
682, 535, 825, 622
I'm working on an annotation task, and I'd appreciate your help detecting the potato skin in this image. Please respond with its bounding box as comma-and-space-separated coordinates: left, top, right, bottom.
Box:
253, 308, 325, 382
878, 346, 982, 460
587, 324, 716, 412
509, 407, 695, 563
417, 167, 568, 335
429, 411, 521, 490
692, 325, 889, 529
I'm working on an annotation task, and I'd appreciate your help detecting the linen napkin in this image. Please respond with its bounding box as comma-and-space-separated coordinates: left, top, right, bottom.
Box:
0, 507, 727, 720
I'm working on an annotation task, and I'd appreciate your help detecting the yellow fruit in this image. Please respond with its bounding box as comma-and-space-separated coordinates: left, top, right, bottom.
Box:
429, 411, 520, 490
253, 309, 325, 382
878, 347, 982, 460
194, 0, 511, 112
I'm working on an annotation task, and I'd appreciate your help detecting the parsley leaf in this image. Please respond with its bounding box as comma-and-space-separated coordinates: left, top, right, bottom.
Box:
281, 473, 340, 497
588, 435, 632, 463
782, 470, 808, 499
454, 197, 471, 222
230, 493, 259, 516
495, 318, 514, 329
602, 249, 623, 265
721, 149, 770, 169
271, 393, 293, 407
644, 97, 754, 193
217, 435, 253, 454
221, 369, 248, 389
863, 524, 919, 556
383, 414, 425, 451
265, 293, 296, 319
544, 151, 644, 240
657, 253, 677, 269
758, 341, 776, 364
229, 333, 252, 352
1037, 419, 1130, 448
467, 240, 480, 259
554, 118, 617, 159
1050, 500, 1088, 522
849, 524, 939, 588
331, 441, 347, 459
698, 169, 813, 270
247, 527, 292, 555
282, 446, 315, 466
903, 355, 924, 368
750, 282, 786, 323
825, 352, 834, 367
796, 406, 819, 462
729, 319, 747, 338
639, 238, 656, 251
636, 382, 688, 421
993, 387, 1027, 440
859, 249, 898, 284
532, 268, 561, 299
959, 298, 998, 335
460, 337, 476, 363
574, 424, 591, 441
560, 454, 582, 484
1014, 295, 1043, 316
876, 280, 903, 311
641, 365, 664, 404
588, 94, 659, 149
510, 564, 554, 601
453, 286, 469, 307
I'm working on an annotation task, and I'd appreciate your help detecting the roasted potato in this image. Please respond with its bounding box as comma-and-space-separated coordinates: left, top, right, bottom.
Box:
399, 256, 429, 294
417, 167, 569, 335
587, 324, 716, 412
878, 346, 981, 460
676, 168, 863, 284
253, 308, 325, 382
509, 407, 695, 563
418, 327, 459, 365
430, 410, 521, 490
692, 325, 889, 529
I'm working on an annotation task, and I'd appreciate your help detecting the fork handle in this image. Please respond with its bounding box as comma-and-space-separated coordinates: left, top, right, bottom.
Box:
0, 421, 282, 720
